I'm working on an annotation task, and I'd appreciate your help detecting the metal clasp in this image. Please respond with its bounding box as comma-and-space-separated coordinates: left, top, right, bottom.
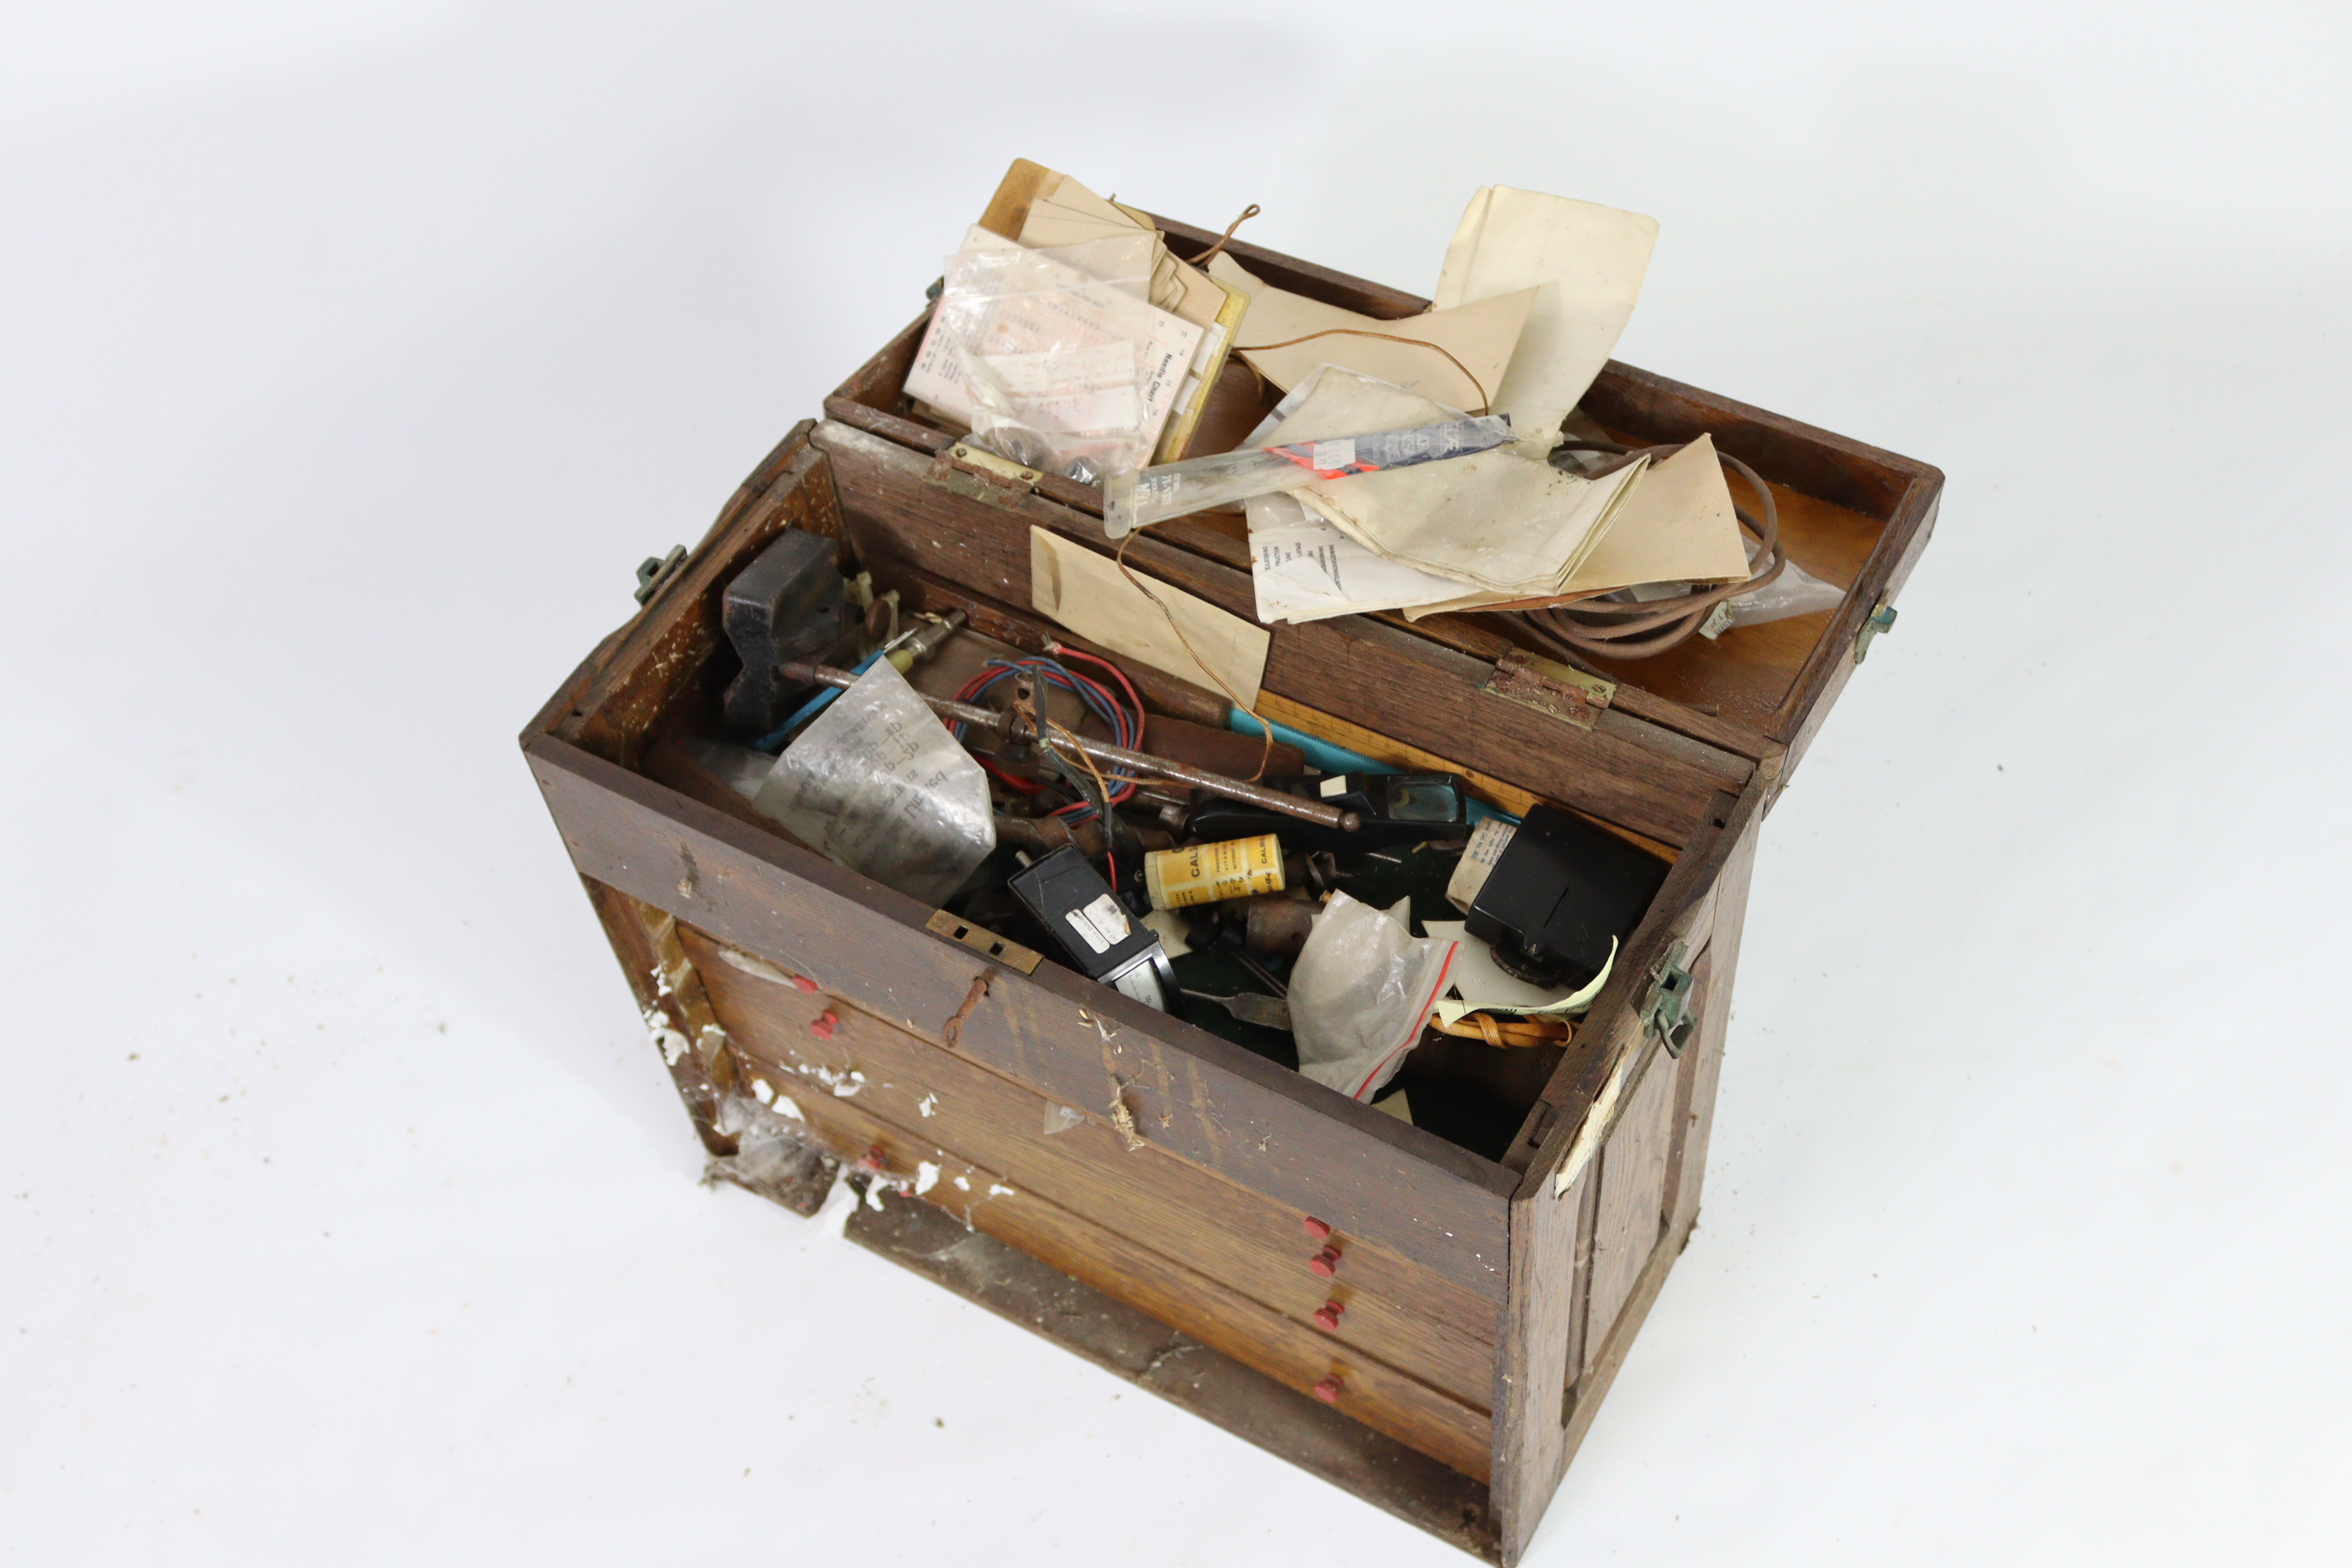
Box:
1482, 649, 1616, 732
927, 443, 1042, 510
635, 545, 687, 605
1642, 938, 1698, 1057
1853, 601, 1898, 665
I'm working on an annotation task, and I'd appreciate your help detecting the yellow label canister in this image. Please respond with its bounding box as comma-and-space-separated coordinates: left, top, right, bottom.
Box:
1143, 833, 1286, 910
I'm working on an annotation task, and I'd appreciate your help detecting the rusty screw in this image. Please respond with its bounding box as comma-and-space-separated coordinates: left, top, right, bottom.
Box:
856, 1145, 885, 1174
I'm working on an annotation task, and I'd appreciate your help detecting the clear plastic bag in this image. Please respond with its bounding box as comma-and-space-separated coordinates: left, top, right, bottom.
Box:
1102, 411, 1516, 537
1714, 550, 1845, 632
749, 658, 996, 907
904, 230, 1201, 486
1288, 893, 1461, 1102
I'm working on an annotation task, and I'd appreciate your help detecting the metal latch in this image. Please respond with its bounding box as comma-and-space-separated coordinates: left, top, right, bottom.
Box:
1482, 649, 1616, 731
1641, 938, 1698, 1057
927, 443, 1042, 511
635, 545, 687, 605
925, 909, 1044, 974
1853, 601, 1898, 665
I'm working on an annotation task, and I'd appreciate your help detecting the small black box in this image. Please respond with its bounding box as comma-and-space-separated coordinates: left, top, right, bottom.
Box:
1466, 806, 1671, 991
1008, 846, 1174, 1011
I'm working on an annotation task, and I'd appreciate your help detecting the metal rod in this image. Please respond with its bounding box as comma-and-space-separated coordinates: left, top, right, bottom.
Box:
778, 661, 1361, 832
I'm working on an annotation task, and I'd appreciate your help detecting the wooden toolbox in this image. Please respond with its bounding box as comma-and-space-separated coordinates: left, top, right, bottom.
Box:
521, 213, 1941, 1562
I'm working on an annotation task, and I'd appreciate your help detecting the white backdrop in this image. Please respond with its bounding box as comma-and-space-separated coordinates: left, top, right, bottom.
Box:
6, 3, 2348, 1562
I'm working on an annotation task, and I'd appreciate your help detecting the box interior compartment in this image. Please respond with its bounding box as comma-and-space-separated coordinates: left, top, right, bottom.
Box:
620, 466, 1681, 1173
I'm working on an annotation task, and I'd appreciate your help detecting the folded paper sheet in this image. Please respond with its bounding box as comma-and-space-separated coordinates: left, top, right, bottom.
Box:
1400, 434, 1754, 618
1270, 371, 1647, 598
1206, 253, 1536, 413
1030, 526, 1268, 707
1421, 921, 1613, 1024
1248, 492, 1472, 624
1432, 187, 1657, 453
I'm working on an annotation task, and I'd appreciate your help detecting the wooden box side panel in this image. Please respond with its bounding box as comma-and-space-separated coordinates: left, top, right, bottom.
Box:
696, 986, 1495, 1479
680, 923, 1500, 1409
1486, 796, 1762, 1563
527, 736, 1516, 1296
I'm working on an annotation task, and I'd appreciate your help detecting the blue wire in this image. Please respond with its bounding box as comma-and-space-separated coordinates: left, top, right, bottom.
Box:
750, 650, 880, 753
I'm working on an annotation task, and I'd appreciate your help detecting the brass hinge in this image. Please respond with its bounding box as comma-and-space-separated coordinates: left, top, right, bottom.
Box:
1482, 649, 1616, 731
1641, 938, 1698, 1057
925, 909, 1043, 974
635, 545, 687, 605
927, 443, 1042, 511
1853, 601, 1898, 664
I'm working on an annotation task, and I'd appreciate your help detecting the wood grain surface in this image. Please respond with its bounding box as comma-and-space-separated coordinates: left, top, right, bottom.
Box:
527, 735, 1516, 1295
683, 923, 1500, 1408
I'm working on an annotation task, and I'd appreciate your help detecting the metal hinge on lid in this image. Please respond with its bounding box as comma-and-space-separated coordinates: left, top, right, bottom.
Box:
1853, 601, 1898, 665
927, 443, 1042, 511
1482, 649, 1616, 731
1641, 938, 1698, 1057
635, 545, 687, 605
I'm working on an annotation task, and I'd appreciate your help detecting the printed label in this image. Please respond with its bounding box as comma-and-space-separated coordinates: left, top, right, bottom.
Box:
1310, 437, 1358, 472
1065, 893, 1133, 955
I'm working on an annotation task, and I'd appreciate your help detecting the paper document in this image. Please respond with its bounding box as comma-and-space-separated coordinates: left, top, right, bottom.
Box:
1271, 371, 1647, 598
1432, 187, 1657, 453
1247, 492, 1472, 624
1207, 253, 1535, 413
1400, 434, 1753, 618
1030, 526, 1269, 707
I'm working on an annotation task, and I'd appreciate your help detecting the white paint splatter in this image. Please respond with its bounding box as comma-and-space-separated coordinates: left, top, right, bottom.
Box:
917, 1093, 939, 1118
643, 1008, 689, 1065
953, 1176, 971, 1192
986, 1183, 1016, 1197
774, 1095, 805, 1121
716, 946, 801, 987
749, 1078, 774, 1106
914, 1162, 940, 1195
804, 1065, 866, 1099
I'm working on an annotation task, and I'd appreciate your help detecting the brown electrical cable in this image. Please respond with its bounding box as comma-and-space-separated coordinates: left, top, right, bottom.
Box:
1430, 1012, 1577, 1049
1190, 203, 1261, 269
1506, 443, 1786, 662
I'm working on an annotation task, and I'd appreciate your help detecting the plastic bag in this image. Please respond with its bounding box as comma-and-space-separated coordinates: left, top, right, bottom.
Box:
750, 658, 995, 907
1102, 411, 1516, 537
1288, 893, 1461, 1102
1713, 550, 1845, 632
903, 229, 1201, 486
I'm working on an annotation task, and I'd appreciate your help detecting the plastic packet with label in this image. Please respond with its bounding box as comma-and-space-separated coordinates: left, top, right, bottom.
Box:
1102, 410, 1515, 538
750, 658, 996, 907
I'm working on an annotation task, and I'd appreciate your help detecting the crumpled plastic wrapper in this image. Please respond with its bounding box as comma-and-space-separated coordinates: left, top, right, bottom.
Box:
1289, 893, 1461, 1102
751, 658, 996, 907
